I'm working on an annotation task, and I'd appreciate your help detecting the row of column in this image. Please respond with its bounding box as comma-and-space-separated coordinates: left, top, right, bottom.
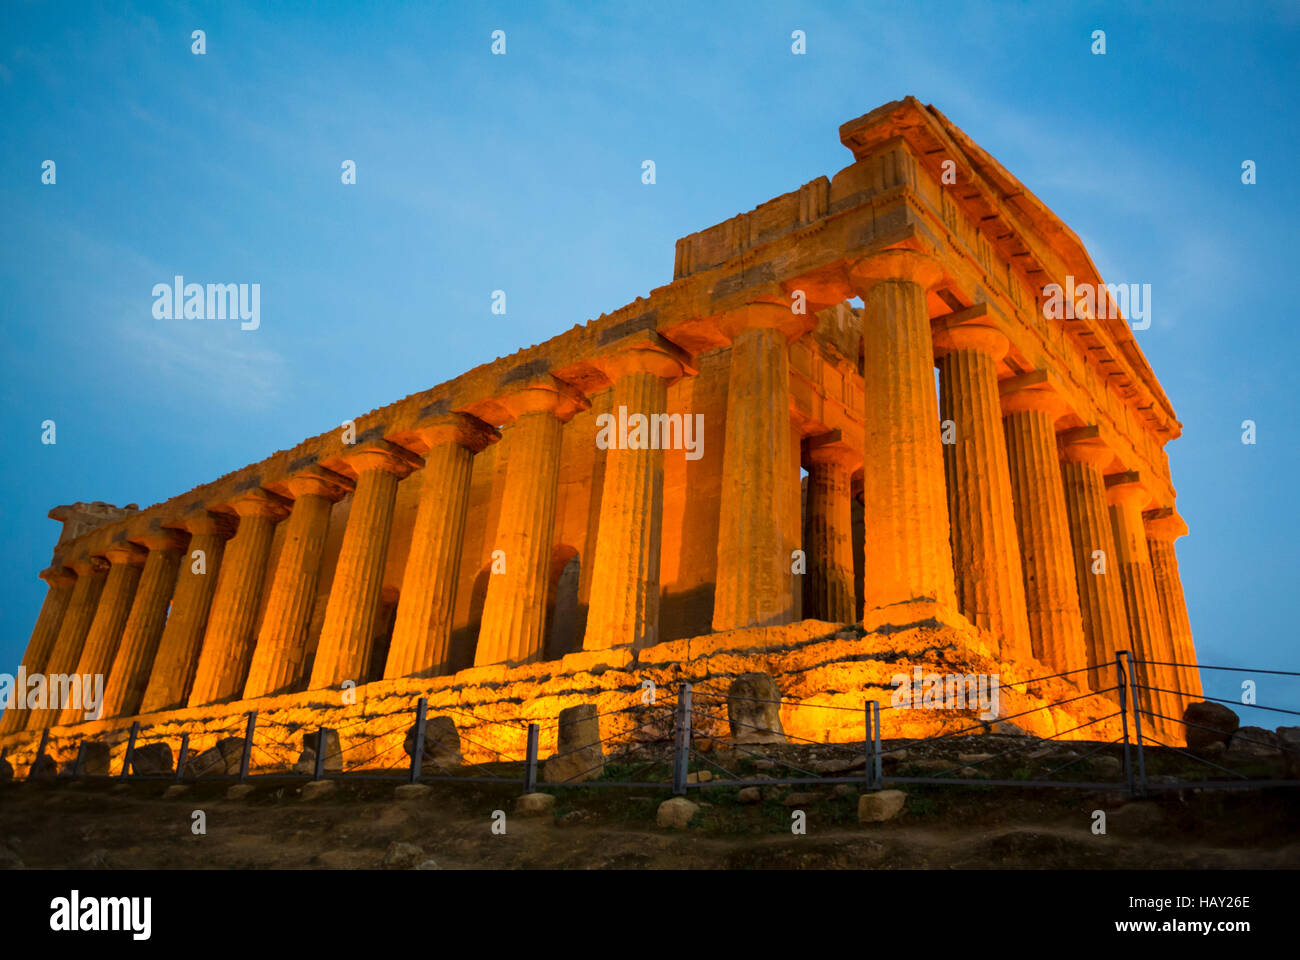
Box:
3, 250, 1196, 735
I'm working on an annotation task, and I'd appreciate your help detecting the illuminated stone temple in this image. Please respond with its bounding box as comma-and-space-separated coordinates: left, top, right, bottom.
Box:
0, 98, 1201, 770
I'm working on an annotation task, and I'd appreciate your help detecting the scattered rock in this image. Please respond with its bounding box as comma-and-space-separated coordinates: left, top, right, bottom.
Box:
294, 729, 342, 775
393, 783, 431, 801
515, 793, 556, 817
957, 752, 994, 764
558, 809, 595, 826
300, 779, 336, 801
1090, 755, 1123, 777
416, 859, 441, 870
858, 789, 907, 822
752, 759, 777, 771
131, 742, 173, 776
811, 756, 866, 775
186, 737, 245, 778
686, 770, 712, 784
542, 704, 604, 783
162, 785, 189, 800
737, 786, 762, 805
833, 783, 859, 798
404, 715, 463, 771
77, 741, 112, 776
781, 791, 823, 807
909, 759, 954, 774
225, 784, 255, 801
727, 673, 786, 744
657, 796, 699, 830
382, 841, 424, 870
1183, 701, 1239, 751
1228, 726, 1279, 757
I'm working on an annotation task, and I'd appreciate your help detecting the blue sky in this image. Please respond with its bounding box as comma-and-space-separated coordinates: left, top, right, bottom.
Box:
2, 1, 1297, 720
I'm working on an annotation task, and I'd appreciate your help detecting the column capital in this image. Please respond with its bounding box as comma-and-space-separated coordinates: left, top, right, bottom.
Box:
497, 377, 591, 425
931, 305, 1010, 361
847, 247, 945, 295
323, 439, 423, 481
1105, 470, 1152, 509
388, 412, 500, 457
715, 301, 813, 343
103, 541, 147, 566
999, 370, 1073, 422
169, 509, 236, 539
225, 487, 293, 521
1058, 424, 1117, 469
1143, 506, 1188, 541
70, 555, 111, 577
132, 529, 188, 552
267, 464, 355, 502
39, 565, 77, 587
804, 430, 863, 471
589, 331, 697, 387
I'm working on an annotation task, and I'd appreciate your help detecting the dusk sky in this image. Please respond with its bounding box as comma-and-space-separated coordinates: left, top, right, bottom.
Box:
2, 1, 1297, 717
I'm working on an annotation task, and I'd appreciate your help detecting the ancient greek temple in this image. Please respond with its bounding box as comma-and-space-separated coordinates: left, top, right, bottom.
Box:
0, 97, 1200, 750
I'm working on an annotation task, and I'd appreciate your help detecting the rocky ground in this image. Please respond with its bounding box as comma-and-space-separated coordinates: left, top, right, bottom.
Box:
2, 732, 1297, 869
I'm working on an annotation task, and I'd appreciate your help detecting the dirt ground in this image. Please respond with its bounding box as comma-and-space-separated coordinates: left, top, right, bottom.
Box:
3, 735, 1298, 869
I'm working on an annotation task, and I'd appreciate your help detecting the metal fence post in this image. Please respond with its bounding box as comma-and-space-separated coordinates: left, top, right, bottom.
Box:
1115, 651, 1134, 796
672, 682, 692, 796
175, 732, 189, 782
524, 722, 539, 794
239, 711, 256, 782
28, 728, 50, 779
1120, 652, 1147, 797
409, 698, 428, 784
313, 727, 328, 781
121, 721, 140, 779
872, 700, 883, 790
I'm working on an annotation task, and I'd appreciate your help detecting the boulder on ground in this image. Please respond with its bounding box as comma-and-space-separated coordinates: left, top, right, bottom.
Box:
300, 779, 335, 801
542, 704, 604, 783
404, 715, 463, 771
30, 754, 58, 778
295, 728, 342, 775
131, 742, 173, 776
858, 789, 907, 822
1227, 726, 1279, 757
77, 741, 111, 776
185, 737, 246, 778
657, 796, 699, 830
726, 673, 786, 745
1182, 702, 1239, 751
382, 841, 424, 869
516, 792, 556, 817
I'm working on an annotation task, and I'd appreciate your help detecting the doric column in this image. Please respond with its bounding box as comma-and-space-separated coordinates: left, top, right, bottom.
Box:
1059, 426, 1132, 691
584, 336, 693, 651
0, 565, 76, 734
309, 442, 421, 689
1106, 473, 1177, 732
1000, 373, 1087, 675
1145, 507, 1200, 713
712, 303, 805, 631
933, 321, 1032, 659
57, 543, 145, 724
101, 531, 185, 719
139, 513, 231, 713
847, 250, 957, 615
385, 415, 498, 678
802, 432, 860, 624
475, 380, 588, 666
244, 467, 353, 698
28, 556, 107, 729
188, 490, 290, 706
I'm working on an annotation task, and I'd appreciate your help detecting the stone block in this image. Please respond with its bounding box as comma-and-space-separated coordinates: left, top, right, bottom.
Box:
30, 754, 58, 778
1183, 701, 1239, 751
294, 728, 342, 774
657, 796, 699, 829
516, 792, 556, 816
404, 715, 462, 770
300, 779, 336, 801
542, 703, 604, 783
858, 789, 906, 822
737, 786, 762, 804
727, 673, 786, 744
1227, 726, 1279, 757
131, 742, 173, 776
74, 741, 111, 776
